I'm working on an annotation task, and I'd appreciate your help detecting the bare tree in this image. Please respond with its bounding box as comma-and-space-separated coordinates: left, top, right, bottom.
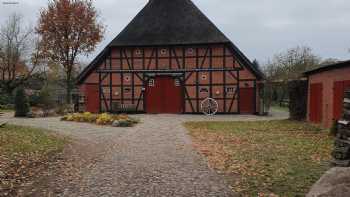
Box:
263, 46, 321, 106
0, 14, 41, 94
36, 0, 104, 104
319, 58, 339, 66
265, 46, 321, 81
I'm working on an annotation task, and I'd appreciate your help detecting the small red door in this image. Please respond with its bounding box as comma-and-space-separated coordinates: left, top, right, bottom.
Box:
309, 83, 323, 123
145, 76, 183, 114
239, 88, 255, 114
333, 80, 350, 120
85, 84, 99, 113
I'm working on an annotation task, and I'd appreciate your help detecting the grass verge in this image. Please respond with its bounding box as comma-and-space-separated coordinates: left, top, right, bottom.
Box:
185, 120, 333, 196
0, 125, 67, 196
0, 109, 13, 113
270, 105, 289, 112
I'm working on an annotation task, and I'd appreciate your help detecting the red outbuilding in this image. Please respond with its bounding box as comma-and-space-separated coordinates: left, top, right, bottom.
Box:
305, 60, 350, 127
77, 0, 264, 114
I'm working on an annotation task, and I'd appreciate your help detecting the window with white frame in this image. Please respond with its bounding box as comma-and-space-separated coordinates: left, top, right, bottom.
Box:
226, 87, 236, 94
148, 79, 155, 87
175, 79, 181, 87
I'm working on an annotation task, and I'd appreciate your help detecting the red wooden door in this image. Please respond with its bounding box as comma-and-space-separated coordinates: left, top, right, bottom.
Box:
309, 83, 323, 123
333, 80, 350, 120
145, 76, 183, 114
239, 88, 255, 114
85, 84, 99, 113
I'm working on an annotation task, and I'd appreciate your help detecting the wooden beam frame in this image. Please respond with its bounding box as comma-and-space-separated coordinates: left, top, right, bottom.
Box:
96, 44, 253, 114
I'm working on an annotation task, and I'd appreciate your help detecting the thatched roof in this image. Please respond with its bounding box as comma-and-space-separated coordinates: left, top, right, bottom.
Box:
110, 0, 230, 46
77, 0, 264, 84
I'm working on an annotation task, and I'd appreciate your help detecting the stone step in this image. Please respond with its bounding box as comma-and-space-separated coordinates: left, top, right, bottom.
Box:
333, 146, 350, 153
344, 109, 350, 115
343, 113, 350, 120
335, 138, 350, 146
339, 120, 349, 126
331, 159, 350, 167
345, 91, 350, 99
344, 98, 350, 104
344, 103, 350, 110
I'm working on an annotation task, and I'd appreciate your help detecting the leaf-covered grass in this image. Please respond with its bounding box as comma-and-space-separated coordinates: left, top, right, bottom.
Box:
185, 120, 333, 196
0, 125, 67, 195
0, 125, 66, 156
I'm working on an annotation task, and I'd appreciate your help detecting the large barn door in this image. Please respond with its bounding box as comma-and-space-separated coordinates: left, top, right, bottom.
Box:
239, 88, 255, 114
309, 83, 323, 123
334, 80, 350, 120
85, 84, 100, 113
145, 76, 183, 114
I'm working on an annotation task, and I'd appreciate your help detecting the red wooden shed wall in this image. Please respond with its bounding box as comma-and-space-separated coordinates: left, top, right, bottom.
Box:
307, 66, 350, 127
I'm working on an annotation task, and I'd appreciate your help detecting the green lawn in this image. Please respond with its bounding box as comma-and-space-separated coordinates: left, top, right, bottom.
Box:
0, 125, 67, 195
0, 109, 13, 113
185, 120, 333, 196
270, 105, 289, 112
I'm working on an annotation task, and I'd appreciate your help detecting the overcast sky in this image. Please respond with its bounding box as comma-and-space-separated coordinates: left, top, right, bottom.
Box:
1, 0, 349, 65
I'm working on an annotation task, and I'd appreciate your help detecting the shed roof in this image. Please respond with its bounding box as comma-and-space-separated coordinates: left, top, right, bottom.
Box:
304, 60, 350, 76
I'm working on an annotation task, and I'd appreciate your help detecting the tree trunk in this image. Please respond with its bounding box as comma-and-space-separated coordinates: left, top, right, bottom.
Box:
66, 73, 72, 104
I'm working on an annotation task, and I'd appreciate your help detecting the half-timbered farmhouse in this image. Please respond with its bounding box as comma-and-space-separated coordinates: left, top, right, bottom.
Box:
77, 0, 264, 114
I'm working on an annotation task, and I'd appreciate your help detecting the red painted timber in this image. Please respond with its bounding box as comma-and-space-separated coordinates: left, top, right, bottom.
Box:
85, 84, 100, 113
309, 83, 323, 123
145, 76, 183, 114
239, 87, 255, 114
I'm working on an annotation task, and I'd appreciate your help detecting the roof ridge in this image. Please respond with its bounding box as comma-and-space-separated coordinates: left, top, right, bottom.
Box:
304, 59, 350, 75
110, 0, 230, 46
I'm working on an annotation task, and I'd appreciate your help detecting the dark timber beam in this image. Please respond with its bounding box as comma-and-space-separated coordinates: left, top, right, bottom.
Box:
195, 47, 199, 112
97, 68, 241, 73
223, 45, 227, 113
109, 50, 113, 112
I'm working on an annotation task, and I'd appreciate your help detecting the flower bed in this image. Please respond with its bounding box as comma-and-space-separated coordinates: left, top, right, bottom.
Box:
61, 112, 139, 127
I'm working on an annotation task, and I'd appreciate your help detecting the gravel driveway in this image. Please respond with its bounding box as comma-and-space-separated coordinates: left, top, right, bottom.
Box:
1, 111, 288, 196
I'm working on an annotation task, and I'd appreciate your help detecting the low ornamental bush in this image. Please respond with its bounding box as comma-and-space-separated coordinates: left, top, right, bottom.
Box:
61, 112, 139, 127
96, 113, 113, 125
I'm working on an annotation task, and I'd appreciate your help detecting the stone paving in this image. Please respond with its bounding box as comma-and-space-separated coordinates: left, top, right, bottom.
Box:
0, 110, 288, 196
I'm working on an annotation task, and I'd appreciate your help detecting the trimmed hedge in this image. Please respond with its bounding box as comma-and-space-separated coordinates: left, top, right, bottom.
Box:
288, 80, 308, 121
